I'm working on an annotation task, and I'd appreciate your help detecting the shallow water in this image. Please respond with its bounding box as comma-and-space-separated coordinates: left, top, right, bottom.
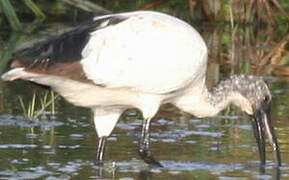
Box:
1, 12, 289, 180
0, 80, 289, 179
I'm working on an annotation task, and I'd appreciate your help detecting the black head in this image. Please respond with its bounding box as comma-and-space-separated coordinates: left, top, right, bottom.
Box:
228, 75, 281, 167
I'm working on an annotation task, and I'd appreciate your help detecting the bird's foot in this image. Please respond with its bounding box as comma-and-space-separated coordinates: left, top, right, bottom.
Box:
94, 160, 105, 167
139, 149, 163, 168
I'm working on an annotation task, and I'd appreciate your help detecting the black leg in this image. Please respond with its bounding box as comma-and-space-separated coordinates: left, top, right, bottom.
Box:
138, 169, 153, 180
138, 118, 163, 167
95, 136, 107, 166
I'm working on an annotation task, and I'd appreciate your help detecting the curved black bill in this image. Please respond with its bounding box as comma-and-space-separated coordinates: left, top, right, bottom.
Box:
252, 102, 281, 167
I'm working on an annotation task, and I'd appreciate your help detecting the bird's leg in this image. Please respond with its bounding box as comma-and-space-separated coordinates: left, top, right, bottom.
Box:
95, 136, 107, 166
138, 118, 163, 167
93, 108, 123, 166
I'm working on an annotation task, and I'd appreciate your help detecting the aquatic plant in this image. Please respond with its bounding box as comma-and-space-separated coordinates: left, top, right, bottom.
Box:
1, 0, 289, 32
18, 91, 58, 121
22, 0, 46, 22
0, 0, 22, 31
188, 0, 289, 23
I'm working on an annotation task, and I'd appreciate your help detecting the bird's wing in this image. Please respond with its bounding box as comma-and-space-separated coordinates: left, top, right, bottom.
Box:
81, 11, 208, 94
8, 13, 129, 83
10, 11, 207, 94
10, 14, 129, 68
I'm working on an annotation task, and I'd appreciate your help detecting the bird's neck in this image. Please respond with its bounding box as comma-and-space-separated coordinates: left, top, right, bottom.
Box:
207, 76, 254, 116
205, 82, 234, 116
175, 77, 251, 118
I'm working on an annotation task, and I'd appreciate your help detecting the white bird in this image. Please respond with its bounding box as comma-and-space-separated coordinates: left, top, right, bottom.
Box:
1, 11, 281, 167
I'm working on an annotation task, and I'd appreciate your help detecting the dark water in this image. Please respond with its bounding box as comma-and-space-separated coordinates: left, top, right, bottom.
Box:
1, 15, 289, 180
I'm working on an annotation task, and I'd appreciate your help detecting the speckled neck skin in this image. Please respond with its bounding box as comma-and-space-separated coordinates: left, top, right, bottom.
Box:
207, 75, 271, 115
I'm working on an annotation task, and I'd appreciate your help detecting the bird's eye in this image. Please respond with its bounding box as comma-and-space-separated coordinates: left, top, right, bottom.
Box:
263, 95, 270, 103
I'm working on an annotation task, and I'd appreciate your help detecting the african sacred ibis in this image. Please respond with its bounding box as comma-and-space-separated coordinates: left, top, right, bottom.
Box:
1, 11, 281, 167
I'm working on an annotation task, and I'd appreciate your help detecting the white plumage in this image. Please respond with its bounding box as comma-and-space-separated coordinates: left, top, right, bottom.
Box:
1, 11, 281, 167
82, 11, 207, 93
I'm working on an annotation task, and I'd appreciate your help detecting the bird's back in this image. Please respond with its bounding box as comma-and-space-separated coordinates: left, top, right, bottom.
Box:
81, 11, 208, 94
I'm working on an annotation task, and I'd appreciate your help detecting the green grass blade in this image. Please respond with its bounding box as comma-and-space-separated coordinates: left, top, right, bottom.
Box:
18, 96, 27, 118
21, 0, 46, 22
0, 33, 22, 73
0, 0, 23, 31
34, 92, 59, 119
51, 91, 56, 115
30, 93, 36, 119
